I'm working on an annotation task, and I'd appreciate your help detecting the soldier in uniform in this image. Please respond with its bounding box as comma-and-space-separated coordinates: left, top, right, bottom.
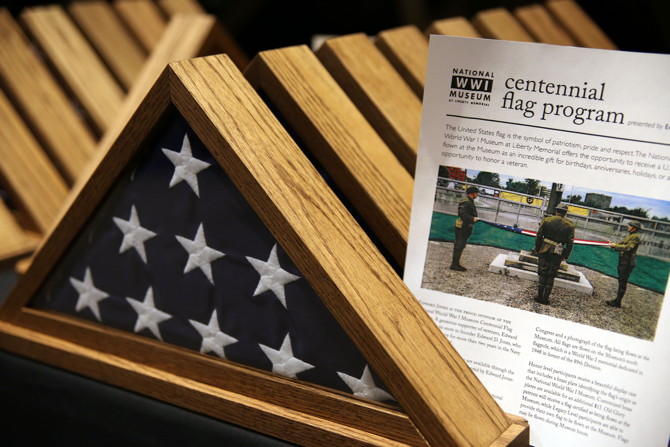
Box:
534, 203, 575, 305
607, 220, 642, 308
451, 186, 479, 271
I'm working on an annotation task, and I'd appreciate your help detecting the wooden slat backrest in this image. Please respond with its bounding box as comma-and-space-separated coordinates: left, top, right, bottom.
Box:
20, 4, 125, 135
425, 16, 482, 38
472, 7, 535, 42
316, 33, 421, 174
68, 0, 147, 90
0, 201, 35, 269
245, 45, 413, 267
375, 25, 428, 98
0, 89, 69, 234
545, 0, 617, 49
0, 9, 96, 184
514, 4, 577, 46
113, 0, 167, 52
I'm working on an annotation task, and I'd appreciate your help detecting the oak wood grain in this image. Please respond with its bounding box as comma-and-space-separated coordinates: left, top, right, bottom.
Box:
20, 5, 125, 135
0, 69, 172, 320
94, 13, 219, 180
316, 33, 421, 174
0, 89, 69, 233
1, 310, 531, 446
69, 0, 147, 90
245, 45, 412, 267
1, 58, 422, 445
156, 0, 249, 70
425, 16, 482, 38
0, 52, 528, 447
375, 25, 428, 97
113, 0, 167, 52
158, 0, 205, 15
0, 8, 96, 183
490, 414, 530, 447
472, 8, 535, 42
0, 202, 35, 267
14, 308, 427, 446
0, 320, 415, 447
170, 54, 511, 446
514, 4, 577, 46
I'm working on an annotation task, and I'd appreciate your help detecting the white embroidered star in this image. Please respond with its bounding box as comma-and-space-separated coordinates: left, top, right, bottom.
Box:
189, 309, 238, 358
69, 268, 109, 321
246, 244, 300, 308
175, 223, 224, 284
126, 287, 172, 341
337, 365, 394, 402
162, 133, 211, 196
259, 334, 314, 379
113, 205, 156, 263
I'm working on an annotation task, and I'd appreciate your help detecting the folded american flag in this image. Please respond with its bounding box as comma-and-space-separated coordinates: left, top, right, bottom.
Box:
31, 113, 393, 402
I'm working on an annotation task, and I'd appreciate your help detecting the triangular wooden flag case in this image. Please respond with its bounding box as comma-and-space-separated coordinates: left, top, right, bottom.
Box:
0, 54, 528, 446
0, 6, 245, 274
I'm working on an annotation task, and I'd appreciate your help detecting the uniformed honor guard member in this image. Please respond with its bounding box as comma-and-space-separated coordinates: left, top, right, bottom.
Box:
534, 203, 575, 305
607, 220, 642, 308
451, 186, 479, 271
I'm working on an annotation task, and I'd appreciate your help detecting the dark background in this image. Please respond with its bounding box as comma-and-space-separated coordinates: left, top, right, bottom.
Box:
209, 0, 670, 56
3, 0, 670, 56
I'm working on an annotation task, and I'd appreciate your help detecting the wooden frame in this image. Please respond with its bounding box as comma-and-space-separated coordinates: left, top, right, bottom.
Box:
100, 12, 224, 153
425, 17, 481, 38
158, 0, 249, 70
68, 0, 148, 90
471, 7, 534, 42
0, 8, 96, 184
513, 4, 576, 46
245, 44, 413, 268
0, 88, 69, 234
0, 202, 34, 270
316, 33, 421, 175
375, 25, 428, 98
0, 8, 234, 272
20, 4, 126, 135
113, 0, 167, 52
384, 18, 481, 98
0, 54, 528, 446
158, 0, 205, 15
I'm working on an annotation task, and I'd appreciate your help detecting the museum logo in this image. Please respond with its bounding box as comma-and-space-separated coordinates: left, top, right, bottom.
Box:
449, 68, 494, 106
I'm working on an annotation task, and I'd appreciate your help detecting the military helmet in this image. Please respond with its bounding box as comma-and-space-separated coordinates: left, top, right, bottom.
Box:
628, 220, 641, 229
555, 203, 569, 214
466, 186, 479, 194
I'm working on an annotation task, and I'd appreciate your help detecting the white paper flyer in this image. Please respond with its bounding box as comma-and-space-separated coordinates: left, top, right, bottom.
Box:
405, 36, 670, 447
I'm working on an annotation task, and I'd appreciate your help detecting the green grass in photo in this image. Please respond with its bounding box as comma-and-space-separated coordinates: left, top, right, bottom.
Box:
429, 212, 670, 294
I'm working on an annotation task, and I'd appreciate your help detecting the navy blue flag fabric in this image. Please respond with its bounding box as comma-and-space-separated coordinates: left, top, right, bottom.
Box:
31, 112, 393, 402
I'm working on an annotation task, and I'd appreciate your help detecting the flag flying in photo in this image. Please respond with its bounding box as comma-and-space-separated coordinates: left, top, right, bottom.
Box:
31, 112, 393, 402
